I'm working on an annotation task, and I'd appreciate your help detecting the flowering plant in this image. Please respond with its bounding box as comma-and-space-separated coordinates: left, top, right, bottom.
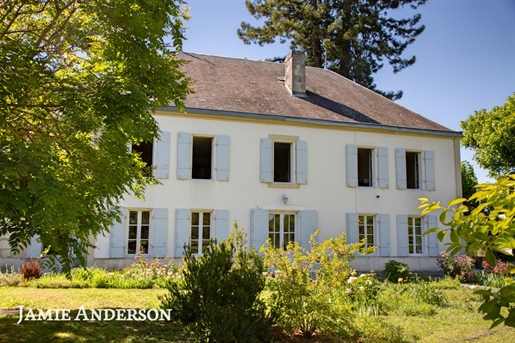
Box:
436, 252, 475, 283
481, 259, 510, 275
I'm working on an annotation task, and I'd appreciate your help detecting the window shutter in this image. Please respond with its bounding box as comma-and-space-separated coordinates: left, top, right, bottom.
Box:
377, 147, 389, 189
299, 210, 317, 250
346, 213, 359, 244
250, 209, 269, 250
215, 135, 230, 181
427, 215, 439, 256
215, 209, 229, 243
110, 207, 126, 258
424, 150, 435, 191
260, 138, 273, 183
296, 140, 308, 184
346, 144, 358, 187
25, 236, 42, 258
152, 208, 168, 258
396, 214, 409, 256
378, 214, 391, 256
395, 148, 407, 190
174, 209, 190, 257
177, 132, 192, 180
155, 131, 171, 179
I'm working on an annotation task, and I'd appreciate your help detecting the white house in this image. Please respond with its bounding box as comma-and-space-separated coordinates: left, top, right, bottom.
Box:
2, 51, 462, 272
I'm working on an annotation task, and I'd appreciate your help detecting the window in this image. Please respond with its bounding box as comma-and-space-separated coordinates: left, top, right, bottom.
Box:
190, 211, 211, 254
128, 210, 150, 255
192, 137, 213, 179
132, 141, 153, 174
406, 151, 420, 189
358, 215, 375, 248
268, 213, 295, 249
357, 148, 373, 187
408, 216, 422, 254
274, 142, 292, 183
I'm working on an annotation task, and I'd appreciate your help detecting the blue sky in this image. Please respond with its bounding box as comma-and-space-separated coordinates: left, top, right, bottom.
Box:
181, 0, 515, 183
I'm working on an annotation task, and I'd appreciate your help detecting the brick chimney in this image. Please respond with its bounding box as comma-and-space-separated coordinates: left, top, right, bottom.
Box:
285, 50, 306, 97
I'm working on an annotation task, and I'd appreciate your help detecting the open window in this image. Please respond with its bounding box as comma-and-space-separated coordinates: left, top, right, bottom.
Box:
406, 151, 420, 189
357, 148, 373, 187
274, 142, 292, 183
192, 137, 213, 179
132, 141, 153, 171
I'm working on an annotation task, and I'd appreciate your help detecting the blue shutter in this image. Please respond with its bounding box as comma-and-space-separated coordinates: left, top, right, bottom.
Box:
216, 135, 230, 181
215, 209, 229, 243
152, 208, 168, 257
346, 144, 358, 187
26, 236, 42, 258
378, 214, 391, 257
260, 138, 273, 183
251, 209, 269, 250
155, 131, 171, 179
377, 147, 389, 189
176, 132, 191, 180
299, 210, 317, 250
397, 214, 409, 256
174, 209, 190, 257
296, 140, 308, 184
424, 150, 435, 191
346, 213, 359, 244
110, 207, 126, 258
395, 148, 407, 190
427, 215, 439, 256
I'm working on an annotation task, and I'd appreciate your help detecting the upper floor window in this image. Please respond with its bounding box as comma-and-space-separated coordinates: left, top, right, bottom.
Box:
260, 136, 307, 185
395, 148, 435, 191
406, 151, 420, 189
132, 141, 153, 168
268, 212, 296, 249
192, 137, 213, 180
274, 142, 292, 183
128, 210, 150, 255
346, 145, 388, 189
357, 148, 373, 187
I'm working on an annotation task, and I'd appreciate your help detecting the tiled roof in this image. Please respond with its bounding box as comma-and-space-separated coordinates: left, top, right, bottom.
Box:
178, 52, 451, 132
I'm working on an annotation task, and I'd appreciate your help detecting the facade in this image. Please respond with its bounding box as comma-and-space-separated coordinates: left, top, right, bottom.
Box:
1, 51, 462, 272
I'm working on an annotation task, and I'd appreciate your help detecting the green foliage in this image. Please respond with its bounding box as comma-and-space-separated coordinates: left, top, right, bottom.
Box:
345, 272, 382, 315
0, 0, 191, 275
238, 0, 427, 100
383, 260, 412, 283
475, 270, 514, 289
159, 224, 272, 343
461, 160, 480, 211
437, 252, 476, 283
0, 265, 23, 286
419, 175, 515, 327
461, 94, 515, 178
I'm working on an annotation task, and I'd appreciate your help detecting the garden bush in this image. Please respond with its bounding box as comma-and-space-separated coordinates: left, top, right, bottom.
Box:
21, 259, 41, 280
437, 252, 475, 283
0, 265, 23, 286
383, 260, 412, 283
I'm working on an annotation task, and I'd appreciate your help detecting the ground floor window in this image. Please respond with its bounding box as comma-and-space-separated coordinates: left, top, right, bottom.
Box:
128, 210, 150, 255
191, 211, 211, 254
268, 213, 295, 249
408, 216, 422, 254
358, 215, 375, 248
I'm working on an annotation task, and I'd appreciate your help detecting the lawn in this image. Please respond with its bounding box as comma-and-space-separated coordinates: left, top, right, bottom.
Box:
0, 287, 513, 343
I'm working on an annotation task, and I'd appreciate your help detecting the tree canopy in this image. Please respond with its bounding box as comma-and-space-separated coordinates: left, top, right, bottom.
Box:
461, 94, 515, 178
461, 161, 479, 211
0, 0, 191, 273
238, 0, 427, 100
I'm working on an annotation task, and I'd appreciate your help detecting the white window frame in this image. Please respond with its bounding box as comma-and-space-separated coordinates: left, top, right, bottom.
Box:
268, 212, 297, 249
127, 209, 152, 255
357, 147, 374, 187
358, 214, 376, 250
191, 135, 214, 180
406, 151, 421, 189
190, 210, 213, 255
273, 140, 295, 184
407, 216, 423, 255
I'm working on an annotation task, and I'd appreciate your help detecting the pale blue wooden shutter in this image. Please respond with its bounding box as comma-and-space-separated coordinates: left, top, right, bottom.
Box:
346, 213, 359, 243
424, 150, 435, 191
26, 236, 42, 258
177, 132, 191, 180
215, 209, 229, 243
152, 208, 168, 257
378, 214, 391, 257
260, 138, 273, 182
299, 210, 317, 250
395, 148, 407, 190
155, 131, 171, 179
174, 209, 190, 257
346, 144, 358, 187
296, 140, 308, 184
110, 207, 126, 258
397, 214, 409, 256
251, 209, 269, 250
215, 135, 230, 181
427, 215, 439, 256
377, 147, 389, 189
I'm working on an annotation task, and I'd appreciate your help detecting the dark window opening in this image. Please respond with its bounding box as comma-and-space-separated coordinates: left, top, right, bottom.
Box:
274, 142, 291, 183
406, 151, 420, 189
192, 137, 213, 179
358, 148, 373, 187
132, 141, 153, 175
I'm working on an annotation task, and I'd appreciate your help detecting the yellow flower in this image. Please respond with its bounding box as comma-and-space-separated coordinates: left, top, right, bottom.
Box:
348, 276, 357, 284
398, 278, 403, 283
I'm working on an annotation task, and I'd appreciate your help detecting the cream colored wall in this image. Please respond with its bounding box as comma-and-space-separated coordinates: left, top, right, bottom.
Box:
94, 111, 460, 272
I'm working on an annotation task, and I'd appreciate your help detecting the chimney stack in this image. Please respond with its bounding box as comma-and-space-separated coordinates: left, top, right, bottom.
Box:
285, 50, 306, 97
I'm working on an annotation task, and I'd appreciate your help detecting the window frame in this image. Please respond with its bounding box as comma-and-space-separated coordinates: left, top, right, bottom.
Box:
357, 147, 374, 187
127, 209, 152, 256
191, 135, 214, 180
268, 212, 297, 250
406, 151, 421, 189
190, 210, 213, 255
273, 140, 294, 184
407, 216, 423, 255
358, 214, 376, 250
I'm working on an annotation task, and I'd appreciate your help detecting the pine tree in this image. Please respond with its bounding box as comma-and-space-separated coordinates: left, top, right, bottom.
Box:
238, 0, 427, 100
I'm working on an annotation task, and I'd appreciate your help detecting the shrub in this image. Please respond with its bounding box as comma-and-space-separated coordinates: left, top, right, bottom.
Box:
474, 270, 512, 288
160, 224, 272, 343
383, 260, 412, 283
0, 265, 23, 286
482, 259, 510, 275
345, 271, 382, 315
437, 252, 475, 283
21, 259, 41, 280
